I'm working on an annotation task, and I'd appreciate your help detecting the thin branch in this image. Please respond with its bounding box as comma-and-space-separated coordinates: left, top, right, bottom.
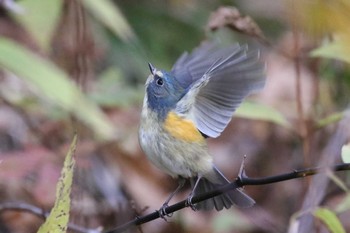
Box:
0, 202, 101, 233
0, 202, 48, 218
293, 28, 312, 170
105, 163, 350, 233
1, 163, 349, 233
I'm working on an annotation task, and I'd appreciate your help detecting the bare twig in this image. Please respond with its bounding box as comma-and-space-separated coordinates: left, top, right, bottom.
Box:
1, 163, 349, 233
105, 163, 350, 233
0, 202, 102, 233
291, 17, 311, 170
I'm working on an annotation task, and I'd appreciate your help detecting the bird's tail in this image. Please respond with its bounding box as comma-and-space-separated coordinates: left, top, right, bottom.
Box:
190, 166, 255, 211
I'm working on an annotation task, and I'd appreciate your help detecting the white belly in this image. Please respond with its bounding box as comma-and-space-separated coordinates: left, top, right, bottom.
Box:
139, 108, 213, 178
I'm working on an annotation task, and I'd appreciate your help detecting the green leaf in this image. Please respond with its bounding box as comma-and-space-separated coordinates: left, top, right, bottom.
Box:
316, 112, 344, 129
341, 143, 350, 163
14, 0, 63, 51
81, 0, 135, 41
235, 102, 290, 128
37, 134, 77, 233
311, 35, 350, 64
313, 207, 346, 233
0, 38, 114, 140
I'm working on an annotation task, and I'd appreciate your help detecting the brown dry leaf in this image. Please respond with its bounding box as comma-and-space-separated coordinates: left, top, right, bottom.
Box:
207, 6, 265, 40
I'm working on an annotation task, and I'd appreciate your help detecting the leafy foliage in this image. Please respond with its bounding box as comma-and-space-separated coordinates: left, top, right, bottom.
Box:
14, 0, 63, 51
0, 38, 114, 140
236, 102, 290, 128
81, 0, 135, 41
293, 0, 350, 63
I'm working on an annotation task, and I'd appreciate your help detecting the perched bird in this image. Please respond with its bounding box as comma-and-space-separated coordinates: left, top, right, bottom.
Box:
139, 42, 265, 213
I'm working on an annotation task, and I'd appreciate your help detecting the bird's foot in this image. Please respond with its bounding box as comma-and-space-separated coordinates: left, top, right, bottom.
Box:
158, 203, 173, 220
185, 193, 197, 211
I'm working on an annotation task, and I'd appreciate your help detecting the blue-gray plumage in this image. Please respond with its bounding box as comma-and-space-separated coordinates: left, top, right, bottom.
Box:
139, 42, 265, 212
146, 67, 186, 120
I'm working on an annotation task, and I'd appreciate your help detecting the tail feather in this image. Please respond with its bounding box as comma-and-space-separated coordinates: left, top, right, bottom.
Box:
191, 166, 255, 211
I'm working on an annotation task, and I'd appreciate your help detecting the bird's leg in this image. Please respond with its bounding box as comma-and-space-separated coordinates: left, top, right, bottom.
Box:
159, 177, 186, 219
186, 176, 202, 211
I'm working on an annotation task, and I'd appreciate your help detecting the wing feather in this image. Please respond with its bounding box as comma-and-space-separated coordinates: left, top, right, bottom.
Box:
173, 42, 265, 138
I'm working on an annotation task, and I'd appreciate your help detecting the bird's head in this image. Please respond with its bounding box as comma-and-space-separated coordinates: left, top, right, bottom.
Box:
145, 63, 186, 120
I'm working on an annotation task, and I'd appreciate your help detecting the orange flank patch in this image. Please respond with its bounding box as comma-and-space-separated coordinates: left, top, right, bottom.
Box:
164, 112, 204, 143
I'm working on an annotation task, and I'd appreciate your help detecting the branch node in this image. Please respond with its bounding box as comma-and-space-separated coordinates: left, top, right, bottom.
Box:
238, 155, 248, 182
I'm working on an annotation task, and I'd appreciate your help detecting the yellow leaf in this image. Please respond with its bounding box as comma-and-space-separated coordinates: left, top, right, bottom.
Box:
37, 134, 77, 233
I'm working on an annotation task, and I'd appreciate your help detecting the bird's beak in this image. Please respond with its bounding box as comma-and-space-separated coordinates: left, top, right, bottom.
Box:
148, 62, 156, 75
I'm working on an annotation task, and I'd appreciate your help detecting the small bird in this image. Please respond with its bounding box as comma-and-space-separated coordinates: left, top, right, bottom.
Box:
139, 42, 265, 213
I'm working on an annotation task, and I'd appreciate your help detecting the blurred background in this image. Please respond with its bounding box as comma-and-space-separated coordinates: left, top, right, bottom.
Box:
0, 0, 350, 232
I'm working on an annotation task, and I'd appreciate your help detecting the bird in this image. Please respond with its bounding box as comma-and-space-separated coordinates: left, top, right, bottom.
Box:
138, 42, 265, 214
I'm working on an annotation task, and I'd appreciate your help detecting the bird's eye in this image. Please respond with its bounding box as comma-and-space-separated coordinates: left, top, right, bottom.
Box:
156, 77, 164, 86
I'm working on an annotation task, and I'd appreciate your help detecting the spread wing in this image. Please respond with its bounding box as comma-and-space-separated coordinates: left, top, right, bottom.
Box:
173, 42, 265, 138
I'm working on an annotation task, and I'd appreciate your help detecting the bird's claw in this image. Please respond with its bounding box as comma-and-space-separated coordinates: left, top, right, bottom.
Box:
158, 203, 173, 220
186, 194, 197, 211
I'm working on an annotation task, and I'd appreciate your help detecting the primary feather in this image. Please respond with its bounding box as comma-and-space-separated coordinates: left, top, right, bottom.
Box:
173, 42, 265, 138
